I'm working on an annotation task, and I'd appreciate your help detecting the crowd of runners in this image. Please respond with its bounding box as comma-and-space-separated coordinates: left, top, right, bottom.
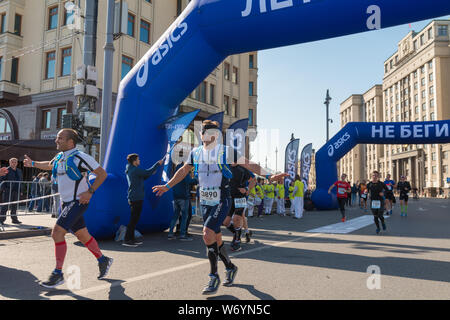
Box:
330, 172, 413, 234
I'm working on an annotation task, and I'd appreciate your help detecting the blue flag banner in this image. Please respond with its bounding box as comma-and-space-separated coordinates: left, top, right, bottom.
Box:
160, 109, 200, 183
225, 118, 249, 161
206, 111, 224, 131
284, 139, 299, 192
300, 143, 313, 193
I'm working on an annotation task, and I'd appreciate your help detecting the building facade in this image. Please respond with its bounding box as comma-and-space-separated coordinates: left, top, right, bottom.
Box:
0, 0, 258, 175
339, 20, 450, 196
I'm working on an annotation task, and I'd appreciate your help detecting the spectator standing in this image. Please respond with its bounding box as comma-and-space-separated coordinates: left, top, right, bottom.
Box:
168, 162, 198, 241
0, 158, 23, 224
28, 174, 41, 211
124, 153, 163, 247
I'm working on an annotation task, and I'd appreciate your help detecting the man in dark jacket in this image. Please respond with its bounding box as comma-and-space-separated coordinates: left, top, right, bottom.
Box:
0, 158, 23, 224
168, 162, 198, 241
124, 153, 164, 247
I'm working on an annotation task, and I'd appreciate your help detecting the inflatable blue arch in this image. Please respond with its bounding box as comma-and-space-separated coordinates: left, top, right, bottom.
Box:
311, 120, 450, 210
84, 0, 450, 238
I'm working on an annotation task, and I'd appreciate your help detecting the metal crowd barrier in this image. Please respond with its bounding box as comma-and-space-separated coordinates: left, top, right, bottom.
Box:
0, 180, 60, 223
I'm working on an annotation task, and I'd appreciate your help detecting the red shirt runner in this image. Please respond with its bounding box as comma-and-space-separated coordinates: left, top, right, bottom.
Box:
334, 181, 351, 198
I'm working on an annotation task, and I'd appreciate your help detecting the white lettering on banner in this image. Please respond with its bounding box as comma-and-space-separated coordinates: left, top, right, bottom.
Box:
327, 132, 350, 158
327, 144, 334, 157
285, 148, 297, 186
386, 125, 395, 138
301, 152, 311, 191
413, 125, 423, 138
366, 5, 381, 30
437, 124, 449, 137
136, 22, 188, 87
371, 123, 449, 139
242, 0, 312, 17
401, 125, 412, 138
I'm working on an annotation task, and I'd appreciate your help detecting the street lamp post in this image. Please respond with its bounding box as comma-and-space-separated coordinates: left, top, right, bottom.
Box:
324, 89, 333, 142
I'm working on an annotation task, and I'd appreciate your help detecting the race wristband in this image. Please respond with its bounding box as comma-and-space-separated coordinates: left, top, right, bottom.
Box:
32, 161, 35, 167
165, 183, 171, 190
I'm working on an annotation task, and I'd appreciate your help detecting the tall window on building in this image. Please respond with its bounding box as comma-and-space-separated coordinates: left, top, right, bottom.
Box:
0, 115, 11, 134
176, 0, 183, 16
14, 14, 21, 35
127, 13, 135, 37
223, 95, 230, 115
45, 51, 56, 79
249, 81, 254, 96
0, 56, 2, 81
232, 67, 238, 84
11, 57, 18, 83
248, 109, 254, 126
57, 107, 67, 129
61, 47, 72, 76
428, 27, 433, 40
64, 5, 74, 26
209, 84, 215, 106
121, 55, 133, 79
231, 98, 238, 117
48, 6, 58, 30
199, 81, 207, 103
0, 13, 6, 33
249, 54, 254, 69
42, 110, 52, 130
437, 25, 448, 36
224, 63, 230, 81
140, 20, 151, 44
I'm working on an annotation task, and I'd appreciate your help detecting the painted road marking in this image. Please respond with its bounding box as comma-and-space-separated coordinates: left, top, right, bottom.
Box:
47, 232, 321, 300
306, 215, 390, 234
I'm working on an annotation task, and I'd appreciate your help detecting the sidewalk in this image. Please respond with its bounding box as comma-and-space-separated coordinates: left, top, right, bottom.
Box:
0, 210, 55, 240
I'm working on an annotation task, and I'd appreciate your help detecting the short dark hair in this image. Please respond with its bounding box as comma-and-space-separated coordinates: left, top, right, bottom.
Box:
60, 129, 80, 145
127, 153, 139, 164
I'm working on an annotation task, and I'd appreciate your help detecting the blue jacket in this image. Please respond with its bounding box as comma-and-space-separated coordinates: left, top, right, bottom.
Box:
172, 164, 198, 200
0, 167, 23, 192
125, 162, 161, 201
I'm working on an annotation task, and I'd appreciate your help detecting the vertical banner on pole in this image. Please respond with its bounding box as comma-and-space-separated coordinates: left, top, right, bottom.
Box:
300, 143, 313, 193
284, 139, 300, 191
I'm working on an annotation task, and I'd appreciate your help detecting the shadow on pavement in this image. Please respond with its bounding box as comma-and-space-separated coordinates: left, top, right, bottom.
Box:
0, 265, 90, 300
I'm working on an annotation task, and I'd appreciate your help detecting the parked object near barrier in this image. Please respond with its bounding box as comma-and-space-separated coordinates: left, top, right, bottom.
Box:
312, 121, 450, 210
82, 0, 450, 238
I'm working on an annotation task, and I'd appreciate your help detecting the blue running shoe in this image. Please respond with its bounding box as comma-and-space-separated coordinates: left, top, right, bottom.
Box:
376, 228, 380, 235
382, 223, 386, 231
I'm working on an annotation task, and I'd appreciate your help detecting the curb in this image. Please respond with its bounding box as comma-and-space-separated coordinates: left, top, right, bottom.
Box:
0, 227, 52, 240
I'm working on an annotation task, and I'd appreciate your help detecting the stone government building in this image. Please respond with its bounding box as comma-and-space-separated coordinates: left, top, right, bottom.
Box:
339, 20, 450, 197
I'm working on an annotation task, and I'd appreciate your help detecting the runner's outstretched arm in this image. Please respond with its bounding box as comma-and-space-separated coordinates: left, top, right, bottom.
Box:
23, 155, 53, 171
236, 156, 288, 182
153, 163, 193, 197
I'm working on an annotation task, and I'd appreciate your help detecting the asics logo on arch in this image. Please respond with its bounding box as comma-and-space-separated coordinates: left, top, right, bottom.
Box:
137, 22, 188, 87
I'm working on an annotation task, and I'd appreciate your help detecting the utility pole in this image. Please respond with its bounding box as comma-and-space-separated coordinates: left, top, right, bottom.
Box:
99, 0, 116, 165
324, 89, 332, 142
275, 147, 278, 173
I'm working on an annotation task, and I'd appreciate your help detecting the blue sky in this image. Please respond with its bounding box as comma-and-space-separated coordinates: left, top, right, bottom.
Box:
251, 15, 450, 172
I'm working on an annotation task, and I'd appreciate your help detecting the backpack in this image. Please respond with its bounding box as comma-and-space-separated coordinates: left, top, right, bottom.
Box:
52, 150, 88, 181
192, 145, 233, 179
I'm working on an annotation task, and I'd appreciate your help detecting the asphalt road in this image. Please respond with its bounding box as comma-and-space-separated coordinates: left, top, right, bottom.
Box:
1, 197, 449, 300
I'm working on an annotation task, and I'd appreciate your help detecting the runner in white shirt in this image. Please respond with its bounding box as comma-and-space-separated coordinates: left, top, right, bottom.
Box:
153, 120, 287, 295
23, 129, 112, 288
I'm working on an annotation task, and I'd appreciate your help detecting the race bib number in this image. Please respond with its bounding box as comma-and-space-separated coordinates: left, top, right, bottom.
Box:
247, 196, 255, 207
234, 197, 247, 208
361, 194, 367, 199
200, 187, 221, 206
371, 200, 381, 209
338, 187, 346, 195
387, 185, 392, 191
